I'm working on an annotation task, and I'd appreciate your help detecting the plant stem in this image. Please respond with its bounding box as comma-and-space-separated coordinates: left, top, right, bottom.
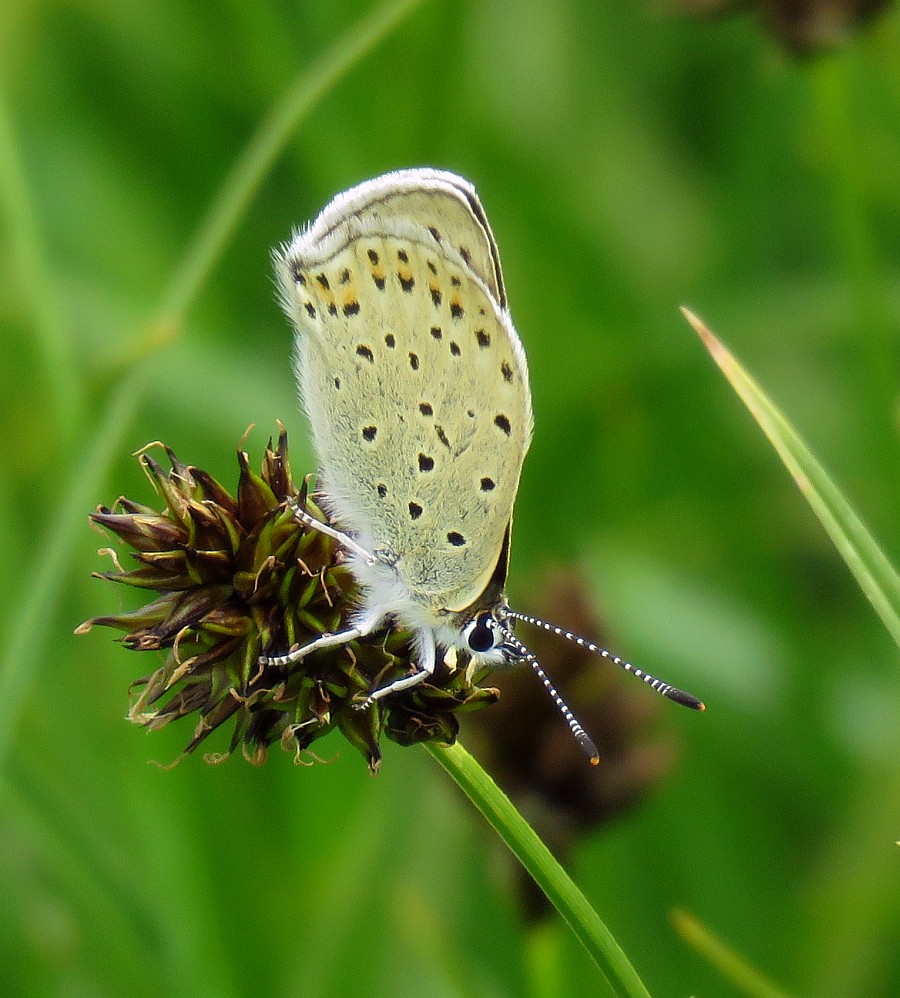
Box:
426, 740, 653, 998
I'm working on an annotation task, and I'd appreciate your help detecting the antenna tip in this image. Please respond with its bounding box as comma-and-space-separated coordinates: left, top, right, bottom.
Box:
576, 732, 601, 765
666, 688, 706, 711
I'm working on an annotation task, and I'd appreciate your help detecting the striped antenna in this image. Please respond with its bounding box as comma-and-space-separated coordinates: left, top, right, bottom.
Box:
500, 629, 600, 765
504, 610, 706, 712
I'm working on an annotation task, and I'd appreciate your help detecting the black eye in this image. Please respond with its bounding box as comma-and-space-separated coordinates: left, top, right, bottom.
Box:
467, 613, 496, 653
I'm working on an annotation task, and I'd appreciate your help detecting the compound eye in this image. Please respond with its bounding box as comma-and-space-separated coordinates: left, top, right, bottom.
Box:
466, 612, 496, 653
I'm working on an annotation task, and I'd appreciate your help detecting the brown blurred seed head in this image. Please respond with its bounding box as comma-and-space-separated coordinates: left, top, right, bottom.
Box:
665, 0, 892, 55
467, 567, 679, 921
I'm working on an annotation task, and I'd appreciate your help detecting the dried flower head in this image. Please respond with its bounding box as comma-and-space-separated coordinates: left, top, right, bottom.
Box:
666, 0, 892, 55
76, 429, 498, 772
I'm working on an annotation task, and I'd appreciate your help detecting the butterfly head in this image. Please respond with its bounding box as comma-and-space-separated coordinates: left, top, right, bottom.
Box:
448, 600, 707, 765
459, 607, 519, 666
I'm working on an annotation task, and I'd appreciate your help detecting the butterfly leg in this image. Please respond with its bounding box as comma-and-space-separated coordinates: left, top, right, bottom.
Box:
259, 611, 383, 668
291, 501, 377, 565
356, 627, 436, 708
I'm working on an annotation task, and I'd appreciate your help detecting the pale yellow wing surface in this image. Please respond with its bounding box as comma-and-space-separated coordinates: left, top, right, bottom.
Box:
275, 173, 532, 614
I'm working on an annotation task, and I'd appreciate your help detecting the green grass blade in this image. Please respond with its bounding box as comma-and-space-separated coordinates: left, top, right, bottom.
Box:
426, 740, 653, 998
0, 87, 83, 441
156, 0, 427, 324
0, 366, 147, 763
682, 307, 900, 650
0, 760, 162, 960
0, 0, 427, 764
671, 909, 796, 998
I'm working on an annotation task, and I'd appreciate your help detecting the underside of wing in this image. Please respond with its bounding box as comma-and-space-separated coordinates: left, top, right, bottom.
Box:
275, 172, 532, 614
281, 168, 507, 306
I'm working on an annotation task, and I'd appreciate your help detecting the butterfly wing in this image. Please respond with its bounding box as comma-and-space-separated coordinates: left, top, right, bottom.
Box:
295, 169, 507, 306
275, 170, 532, 615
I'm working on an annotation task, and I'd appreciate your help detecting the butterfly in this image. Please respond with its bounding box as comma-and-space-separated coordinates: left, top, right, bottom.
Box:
265, 169, 703, 762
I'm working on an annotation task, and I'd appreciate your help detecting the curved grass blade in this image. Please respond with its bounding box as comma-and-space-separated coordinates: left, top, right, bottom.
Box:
671, 909, 796, 998
0, 0, 428, 765
426, 740, 653, 998
682, 307, 900, 650
0, 89, 83, 442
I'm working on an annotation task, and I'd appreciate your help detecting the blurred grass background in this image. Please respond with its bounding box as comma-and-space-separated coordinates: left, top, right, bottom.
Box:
1, 1, 899, 995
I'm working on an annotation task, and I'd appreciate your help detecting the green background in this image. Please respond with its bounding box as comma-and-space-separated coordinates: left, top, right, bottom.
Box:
1, 1, 898, 995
